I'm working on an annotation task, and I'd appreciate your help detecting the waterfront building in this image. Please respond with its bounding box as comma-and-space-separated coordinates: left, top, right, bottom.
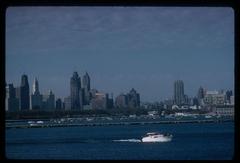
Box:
56, 98, 62, 110
30, 78, 43, 110
70, 72, 82, 110
42, 90, 55, 110
174, 80, 185, 106
19, 74, 30, 110
212, 105, 234, 116
204, 91, 226, 106
5, 84, 19, 112
115, 94, 128, 108
127, 88, 140, 108
82, 72, 91, 105
91, 92, 108, 109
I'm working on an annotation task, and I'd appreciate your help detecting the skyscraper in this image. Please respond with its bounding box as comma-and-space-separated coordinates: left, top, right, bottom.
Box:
42, 90, 55, 110
5, 83, 19, 112
20, 74, 30, 110
30, 78, 42, 110
197, 86, 204, 99
197, 86, 205, 106
70, 72, 82, 110
174, 80, 185, 106
56, 98, 62, 110
82, 72, 91, 105
127, 88, 140, 108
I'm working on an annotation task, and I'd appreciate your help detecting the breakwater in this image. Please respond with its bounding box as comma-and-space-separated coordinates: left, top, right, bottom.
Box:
6, 118, 234, 129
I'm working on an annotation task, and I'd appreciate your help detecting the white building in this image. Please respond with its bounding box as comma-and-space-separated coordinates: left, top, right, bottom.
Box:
204, 91, 226, 105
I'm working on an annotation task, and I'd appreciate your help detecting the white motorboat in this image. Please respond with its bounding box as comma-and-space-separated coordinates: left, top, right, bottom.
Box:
141, 132, 172, 142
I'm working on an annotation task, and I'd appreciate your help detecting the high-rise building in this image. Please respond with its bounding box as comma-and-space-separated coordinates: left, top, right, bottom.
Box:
197, 86, 205, 106
226, 90, 233, 103
91, 92, 108, 109
42, 90, 55, 110
70, 72, 82, 110
127, 88, 140, 108
56, 98, 62, 110
64, 96, 71, 110
174, 80, 185, 106
82, 72, 91, 105
20, 74, 30, 110
5, 84, 19, 112
115, 94, 128, 108
30, 78, 42, 110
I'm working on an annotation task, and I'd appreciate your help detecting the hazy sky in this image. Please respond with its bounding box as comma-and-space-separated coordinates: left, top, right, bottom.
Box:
6, 7, 234, 102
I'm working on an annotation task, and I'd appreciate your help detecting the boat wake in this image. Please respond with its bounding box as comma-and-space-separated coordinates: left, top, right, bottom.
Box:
113, 139, 141, 143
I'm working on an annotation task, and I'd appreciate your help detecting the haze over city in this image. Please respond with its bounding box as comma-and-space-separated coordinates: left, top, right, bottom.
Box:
6, 7, 234, 102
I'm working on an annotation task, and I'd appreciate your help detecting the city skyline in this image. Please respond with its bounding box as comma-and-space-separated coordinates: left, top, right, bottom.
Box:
6, 7, 234, 102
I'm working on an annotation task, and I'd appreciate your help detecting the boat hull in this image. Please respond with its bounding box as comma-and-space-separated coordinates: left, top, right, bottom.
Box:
141, 135, 172, 142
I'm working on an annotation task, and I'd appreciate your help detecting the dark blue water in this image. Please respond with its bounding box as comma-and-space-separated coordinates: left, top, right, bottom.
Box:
6, 122, 234, 160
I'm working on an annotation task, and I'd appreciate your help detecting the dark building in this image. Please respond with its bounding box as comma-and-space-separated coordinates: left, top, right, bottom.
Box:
5, 84, 19, 112
82, 72, 91, 105
127, 88, 140, 108
30, 78, 43, 110
226, 90, 233, 103
174, 80, 185, 106
70, 72, 82, 110
20, 74, 30, 110
192, 97, 199, 106
197, 86, 205, 106
107, 93, 114, 109
42, 90, 55, 110
197, 86, 204, 99
56, 98, 62, 110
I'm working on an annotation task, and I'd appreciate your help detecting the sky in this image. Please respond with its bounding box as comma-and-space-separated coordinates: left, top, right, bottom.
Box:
6, 7, 234, 102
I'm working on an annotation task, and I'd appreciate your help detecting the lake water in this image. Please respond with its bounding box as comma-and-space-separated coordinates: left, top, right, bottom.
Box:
5, 122, 234, 160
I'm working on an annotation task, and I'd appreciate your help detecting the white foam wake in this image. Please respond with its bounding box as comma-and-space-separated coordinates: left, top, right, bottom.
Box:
113, 139, 141, 142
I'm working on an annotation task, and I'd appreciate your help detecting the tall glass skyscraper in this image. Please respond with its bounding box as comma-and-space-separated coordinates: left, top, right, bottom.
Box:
20, 74, 30, 110
174, 80, 185, 106
82, 72, 90, 105
70, 72, 81, 110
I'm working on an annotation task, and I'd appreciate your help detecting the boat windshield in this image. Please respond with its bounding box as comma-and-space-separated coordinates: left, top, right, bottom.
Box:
146, 132, 159, 136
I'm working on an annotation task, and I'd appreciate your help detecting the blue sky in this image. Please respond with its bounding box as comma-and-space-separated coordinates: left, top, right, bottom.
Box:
6, 7, 234, 102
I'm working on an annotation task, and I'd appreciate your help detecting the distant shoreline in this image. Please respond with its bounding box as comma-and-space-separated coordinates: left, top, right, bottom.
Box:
6, 118, 234, 129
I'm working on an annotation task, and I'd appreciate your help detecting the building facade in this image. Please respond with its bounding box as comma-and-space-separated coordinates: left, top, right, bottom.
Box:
5, 84, 19, 112
82, 72, 91, 105
204, 91, 226, 106
20, 74, 30, 110
30, 78, 43, 110
127, 88, 140, 108
70, 72, 82, 110
56, 98, 62, 110
115, 94, 128, 108
174, 80, 185, 106
42, 90, 55, 110
91, 92, 108, 109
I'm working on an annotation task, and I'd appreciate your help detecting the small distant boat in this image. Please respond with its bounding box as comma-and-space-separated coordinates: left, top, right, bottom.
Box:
205, 115, 212, 118
36, 121, 44, 124
141, 132, 172, 142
